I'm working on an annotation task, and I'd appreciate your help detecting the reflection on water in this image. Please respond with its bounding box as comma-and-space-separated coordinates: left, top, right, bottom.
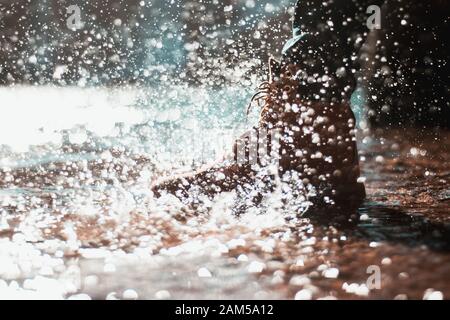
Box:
356, 204, 450, 252
308, 203, 450, 252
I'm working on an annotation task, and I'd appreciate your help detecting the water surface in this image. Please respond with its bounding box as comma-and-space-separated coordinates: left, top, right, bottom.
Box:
0, 86, 449, 300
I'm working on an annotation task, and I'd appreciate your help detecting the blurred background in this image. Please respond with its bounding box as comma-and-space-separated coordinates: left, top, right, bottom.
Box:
0, 0, 293, 86
0, 0, 448, 128
0, 0, 300, 168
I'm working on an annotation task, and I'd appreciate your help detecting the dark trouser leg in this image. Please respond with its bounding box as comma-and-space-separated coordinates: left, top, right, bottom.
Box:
285, 0, 385, 104
290, 0, 450, 128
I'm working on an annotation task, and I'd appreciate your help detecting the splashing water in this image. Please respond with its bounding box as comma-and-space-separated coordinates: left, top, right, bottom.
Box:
0, 84, 302, 299
1, 84, 449, 300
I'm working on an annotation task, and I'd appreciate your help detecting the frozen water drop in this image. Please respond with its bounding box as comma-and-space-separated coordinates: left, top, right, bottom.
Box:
295, 289, 312, 300
123, 289, 138, 300
323, 268, 339, 279
155, 290, 171, 300
197, 267, 212, 278
247, 261, 266, 274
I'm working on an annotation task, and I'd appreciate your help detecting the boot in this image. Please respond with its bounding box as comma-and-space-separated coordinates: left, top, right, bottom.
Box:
151, 56, 365, 209
152, 2, 366, 210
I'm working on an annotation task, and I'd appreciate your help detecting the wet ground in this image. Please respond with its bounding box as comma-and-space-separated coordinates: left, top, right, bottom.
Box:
0, 87, 448, 302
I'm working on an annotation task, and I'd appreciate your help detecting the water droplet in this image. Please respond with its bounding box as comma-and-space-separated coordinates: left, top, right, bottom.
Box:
123, 289, 138, 300
295, 289, 312, 300
247, 261, 266, 273
323, 268, 339, 279
155, 290, 171, 300
197, 267, 212, 278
